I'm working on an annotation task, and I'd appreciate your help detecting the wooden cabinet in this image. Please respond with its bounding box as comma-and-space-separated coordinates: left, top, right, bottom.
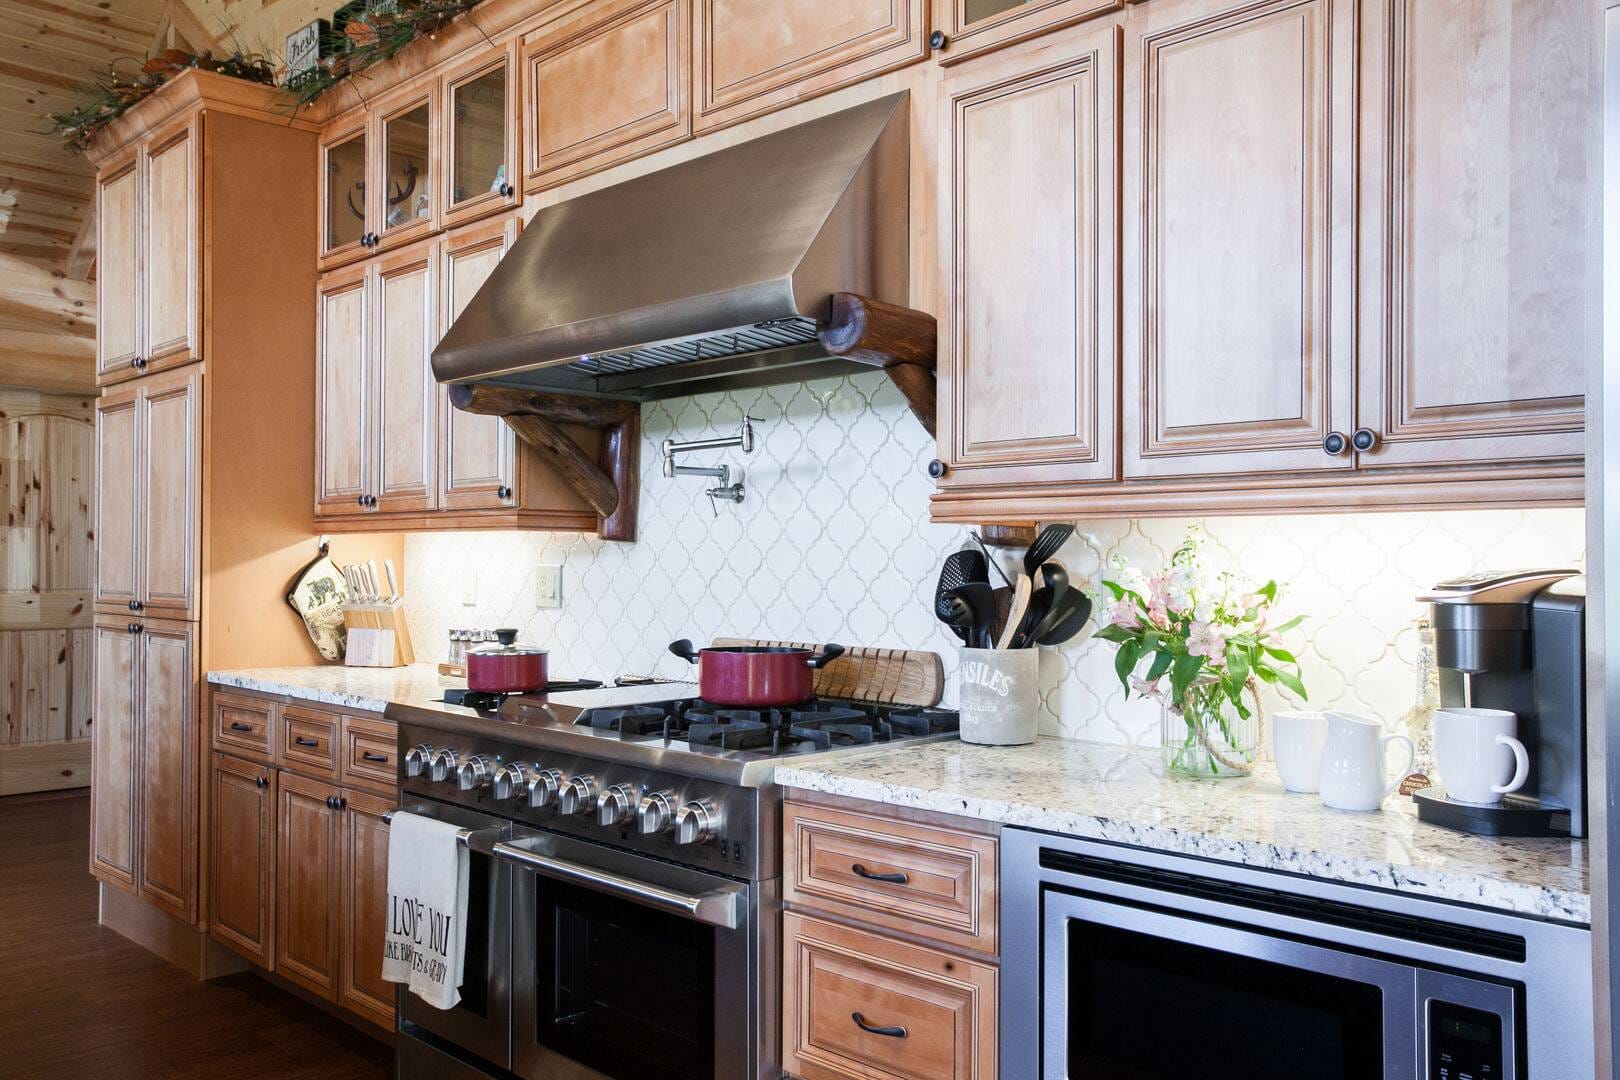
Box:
315, 263, 371, 515
1354, 0, 1592, 469
693, 0, 929, 132
94, 368, 201, 619
209, 753, 276, 967
276, 770, 344, 1000
320, 116, 372, 269
89, 615, 197, 926
1121, 0, 1356, 480
522, 0, 692, 191
279, 703, 341, 780
340, 788, 396, 1029
784, 793, 1000, 1080
374, 84, 440, 254
441, 42, 523, 229
439, 216, 520, 509
95, 116, 201, 384
784, 913, 998, 1080
939, 20, 1119, 488
213, 690, 274, 761
933, 0, 1120, 65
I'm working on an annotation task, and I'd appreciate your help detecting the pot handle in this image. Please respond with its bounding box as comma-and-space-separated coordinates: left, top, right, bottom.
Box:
669, 639, 700, 665
807, 644, 846, 669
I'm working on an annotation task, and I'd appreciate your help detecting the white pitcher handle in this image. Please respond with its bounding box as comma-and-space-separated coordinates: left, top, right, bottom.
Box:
1381, 734, 1415, 796
1493, 735, 1530, 795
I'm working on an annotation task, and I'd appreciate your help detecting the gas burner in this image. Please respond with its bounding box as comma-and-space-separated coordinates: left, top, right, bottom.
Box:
582, 705, 670, 738
886, 708, 961, 737
786, 707, 890, 750
685, 709, 776, 750
443, 688, 511, 713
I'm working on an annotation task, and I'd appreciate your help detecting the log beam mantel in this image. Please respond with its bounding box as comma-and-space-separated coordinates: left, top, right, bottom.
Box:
449, 384, 640, 542
817, 292, 938, 437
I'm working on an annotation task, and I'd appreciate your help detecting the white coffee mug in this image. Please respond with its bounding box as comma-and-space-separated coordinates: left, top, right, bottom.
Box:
1434, 707, 1530, 805
1271, 710, 1329, 793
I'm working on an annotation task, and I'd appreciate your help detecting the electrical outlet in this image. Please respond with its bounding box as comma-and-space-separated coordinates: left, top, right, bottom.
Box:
461, 567, 477, 607
536, 564, 563, 609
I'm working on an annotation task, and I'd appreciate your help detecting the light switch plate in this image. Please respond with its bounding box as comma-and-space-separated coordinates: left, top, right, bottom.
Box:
461, 566, 477, 607
536, 563, 562, 609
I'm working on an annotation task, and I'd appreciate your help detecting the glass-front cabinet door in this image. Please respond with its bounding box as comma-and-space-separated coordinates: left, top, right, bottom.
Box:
441, 43, 520, 228
934, 0, 1122, 63
374, 87, 437, 251
320, 117, 370, 267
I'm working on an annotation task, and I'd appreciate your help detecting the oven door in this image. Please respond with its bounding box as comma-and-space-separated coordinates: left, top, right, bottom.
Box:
498, 827, 760, 1080
395, 800, 513, 1071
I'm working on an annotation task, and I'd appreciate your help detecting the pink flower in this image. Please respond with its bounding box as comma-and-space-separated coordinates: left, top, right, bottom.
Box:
1146, 600, 1169, 628
1186, 620, 1227, 659
1130, 676, 1164, 702
1108, 602, 1140, 629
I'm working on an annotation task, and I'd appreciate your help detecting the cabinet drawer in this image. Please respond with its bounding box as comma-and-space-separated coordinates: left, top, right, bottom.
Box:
212, 691, 275, 760
784, 913, 996, 1080
785, 800, 998, 954
340, 715, 397, 796
279, 705, 340, 779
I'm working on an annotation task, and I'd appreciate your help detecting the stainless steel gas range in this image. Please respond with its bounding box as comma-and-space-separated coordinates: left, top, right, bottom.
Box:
385, 682, 959, 1080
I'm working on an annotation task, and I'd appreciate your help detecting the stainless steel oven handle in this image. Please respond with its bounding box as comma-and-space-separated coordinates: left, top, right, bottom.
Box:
384, 807, 502, 855
492, 838, 743, 929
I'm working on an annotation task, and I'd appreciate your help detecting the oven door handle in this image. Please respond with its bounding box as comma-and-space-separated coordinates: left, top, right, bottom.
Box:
492, 838, 744, 930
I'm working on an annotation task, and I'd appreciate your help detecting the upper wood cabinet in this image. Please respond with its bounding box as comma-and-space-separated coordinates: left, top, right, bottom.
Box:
89, 615, 198, 926
315, 263, 371, 516
932, 0, 1121, 65
320, 115, 371, 268
523, 0, 692, 191
1121, 0, 1356, 480
374, 84, 440, 254
96, 115, 201, 384
938, 21, 1119, 487
1354, 0, 1592, 469
441, 42, 523, 229
440, 216, 520, 509
693, 0, 929, 132
94, 367, 202, 620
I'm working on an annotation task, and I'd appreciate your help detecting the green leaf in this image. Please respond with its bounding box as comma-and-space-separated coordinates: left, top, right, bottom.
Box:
1263, 647, 1297, 664
1253, 665, 1279, 684
1092, 625, 1133, 644
1271, 615, 1304, 634
1102, 580, 1126, 600
1114, 639, 1141, 690
1258, 581, 1278, 602
1224, 644, 1250, 685
1275, 668, 1308, 700
1142, 630, 1162, 653
1169, 653, 1205, 702
1145, 650, 1174, 682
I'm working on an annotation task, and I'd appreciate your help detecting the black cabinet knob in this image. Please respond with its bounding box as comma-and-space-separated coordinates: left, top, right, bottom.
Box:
367, 494, 378, 508
927, 459, 947, 479
130, 623, 143, 634
1351, 427, 1379, 453
929, 29, 948, 49
497, 485, 512, 500
255, 776, 268, 789
499, 182, 514, 198
1322, 431, 1349, 457
324, 795, 335, 809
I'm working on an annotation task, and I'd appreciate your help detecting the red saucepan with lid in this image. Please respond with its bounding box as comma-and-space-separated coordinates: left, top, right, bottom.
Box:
467, 628, 549, 693
669, 639, 846, 708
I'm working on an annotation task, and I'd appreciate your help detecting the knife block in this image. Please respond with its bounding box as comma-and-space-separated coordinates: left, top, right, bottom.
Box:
343, 601, 415, 667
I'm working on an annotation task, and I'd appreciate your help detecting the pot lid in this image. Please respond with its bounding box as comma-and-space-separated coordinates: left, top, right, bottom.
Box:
468, 628, 548, 658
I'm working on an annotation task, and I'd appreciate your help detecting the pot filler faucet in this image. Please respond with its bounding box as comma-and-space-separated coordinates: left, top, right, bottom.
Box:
661, 416, 758, 515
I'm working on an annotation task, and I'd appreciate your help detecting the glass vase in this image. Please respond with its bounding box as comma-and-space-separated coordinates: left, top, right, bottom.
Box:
1160, 674, 1261, 779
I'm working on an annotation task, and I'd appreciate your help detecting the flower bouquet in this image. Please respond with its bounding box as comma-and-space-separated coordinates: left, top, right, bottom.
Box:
1095, 528, 1307, 778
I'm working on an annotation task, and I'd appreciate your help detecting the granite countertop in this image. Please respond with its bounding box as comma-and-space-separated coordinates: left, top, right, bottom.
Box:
207, 663, 460, 713
776, 737, 1590, 925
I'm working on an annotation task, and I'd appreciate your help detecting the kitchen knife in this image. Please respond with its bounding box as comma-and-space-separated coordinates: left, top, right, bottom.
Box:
365, 559, 382, 604
383, 558, 400, 604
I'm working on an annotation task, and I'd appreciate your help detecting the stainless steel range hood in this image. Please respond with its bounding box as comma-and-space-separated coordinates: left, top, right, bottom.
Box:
432, 93, 909, 400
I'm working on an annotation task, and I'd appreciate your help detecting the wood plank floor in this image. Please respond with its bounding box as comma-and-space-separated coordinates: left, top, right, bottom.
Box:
0, 790, 394, 1080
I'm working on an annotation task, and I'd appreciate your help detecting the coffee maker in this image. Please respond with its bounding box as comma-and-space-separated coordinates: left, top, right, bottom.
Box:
1412, 569, 1587, 836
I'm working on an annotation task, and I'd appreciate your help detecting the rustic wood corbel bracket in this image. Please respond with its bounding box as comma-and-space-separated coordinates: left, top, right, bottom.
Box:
448, 384, 640, 542
817, 292, 938, 437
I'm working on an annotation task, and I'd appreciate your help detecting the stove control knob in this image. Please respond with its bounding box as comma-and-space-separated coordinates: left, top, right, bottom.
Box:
637, 790, 677, 836
527, 768, 564, 809
428, 748, 460, 784
456, 755, 493, 792
491, 763, 529, 801
596, 784, 637, 827
404, 744, 434, 778
559, 775, 598, 816
674, 800, 720, 845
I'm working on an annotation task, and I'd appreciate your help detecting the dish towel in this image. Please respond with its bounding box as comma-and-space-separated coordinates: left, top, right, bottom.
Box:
382, 811, 469, 1010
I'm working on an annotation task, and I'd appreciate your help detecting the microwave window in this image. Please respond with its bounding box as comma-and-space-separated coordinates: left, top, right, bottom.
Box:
535, 878, 716, 1080
1067, 921, 1384, 1079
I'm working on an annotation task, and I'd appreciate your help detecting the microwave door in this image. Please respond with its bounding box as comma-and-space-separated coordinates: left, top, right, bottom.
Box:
1041, 889, 1420, 1080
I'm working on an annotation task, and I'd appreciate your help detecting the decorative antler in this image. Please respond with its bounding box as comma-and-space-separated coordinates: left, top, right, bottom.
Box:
387, 160, 419, 207
346, 179, 365, 222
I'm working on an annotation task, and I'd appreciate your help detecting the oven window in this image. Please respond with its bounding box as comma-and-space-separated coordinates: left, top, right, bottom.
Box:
457, 847, 491, 1017
536, 879, 716, 1080
1067, 921, 1384, 1078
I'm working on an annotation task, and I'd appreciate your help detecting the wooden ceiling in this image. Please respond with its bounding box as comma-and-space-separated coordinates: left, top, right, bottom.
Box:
0, 0, 168, 273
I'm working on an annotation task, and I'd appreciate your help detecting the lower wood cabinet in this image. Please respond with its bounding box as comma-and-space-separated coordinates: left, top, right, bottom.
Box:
208, 753, 276, 966
783, 793, 999, 1080
276, 770, 345, 999
340, 788, 397, 1029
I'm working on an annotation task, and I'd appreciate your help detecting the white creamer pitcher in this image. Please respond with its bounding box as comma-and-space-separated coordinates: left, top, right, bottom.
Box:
1317, 711, 1414, 812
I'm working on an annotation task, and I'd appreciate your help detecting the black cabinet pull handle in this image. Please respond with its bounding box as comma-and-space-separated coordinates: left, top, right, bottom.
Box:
229, 721, 254, 733
293, 736, 319, 748
851, 863, 909, 885
1351, 427, 1379, 453
852, 1012, 907, 1039
1322, 431, 1349, 457
361, 751, 388, 763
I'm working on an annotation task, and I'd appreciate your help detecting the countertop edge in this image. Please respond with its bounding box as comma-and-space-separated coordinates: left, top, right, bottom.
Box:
206, 669, 403, 713
773, 765, 1592, 926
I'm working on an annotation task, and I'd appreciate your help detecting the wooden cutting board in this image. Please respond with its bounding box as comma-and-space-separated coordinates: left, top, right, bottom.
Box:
713, 639, 944, 708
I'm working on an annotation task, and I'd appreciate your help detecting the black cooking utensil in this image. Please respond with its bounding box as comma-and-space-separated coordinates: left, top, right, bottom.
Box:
942, 595, 975, 644
1039, 559, 1069, 627
935, 549, 989, 641
1009, 585, 1053, 649
1033, 590, 1094, 648
1023, 523, 1076, 579
950, 582, 997, 649
969, 531, 1014, 589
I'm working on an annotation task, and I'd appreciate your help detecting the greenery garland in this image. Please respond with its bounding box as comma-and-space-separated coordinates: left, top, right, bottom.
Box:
292, 0, 486, 106
49, 50, 276, 155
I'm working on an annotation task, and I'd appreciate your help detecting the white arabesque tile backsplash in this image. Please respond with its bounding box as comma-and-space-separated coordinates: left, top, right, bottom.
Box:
401, 371, 1585, 747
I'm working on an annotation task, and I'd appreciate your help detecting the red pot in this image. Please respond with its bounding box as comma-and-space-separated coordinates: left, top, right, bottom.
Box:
668, 639, 846, 708
467, 628, 549, 693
